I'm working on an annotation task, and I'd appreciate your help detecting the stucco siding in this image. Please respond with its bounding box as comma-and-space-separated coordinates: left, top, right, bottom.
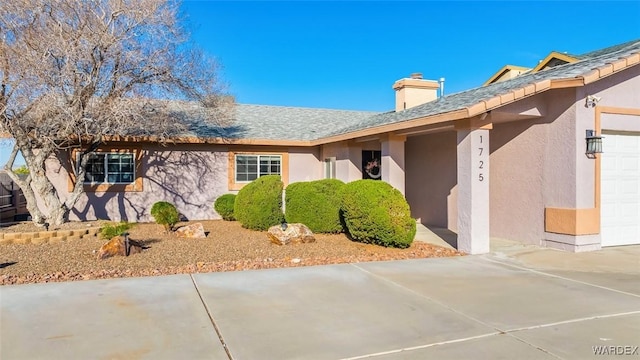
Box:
490, 89, 577, 244
48, 144, 229, 222
321, 142, 363, 182
575, 65, 640, 208
405, 132, 457, 230
542, 89, 579, 209
489, 66, 639, 244
489, 119, 548, 243
47, 144, 328, 222
289, 147, 322, 183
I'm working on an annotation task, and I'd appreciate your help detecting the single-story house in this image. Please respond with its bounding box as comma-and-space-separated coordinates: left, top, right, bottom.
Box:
43, 39, 639, 254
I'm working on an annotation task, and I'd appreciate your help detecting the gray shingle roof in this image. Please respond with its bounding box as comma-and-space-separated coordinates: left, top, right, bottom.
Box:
322, 39, 640, 138
575, 39, 640, 60
164, 102, 377, 141
230, 104, 377, 141
179, 39, 639, 143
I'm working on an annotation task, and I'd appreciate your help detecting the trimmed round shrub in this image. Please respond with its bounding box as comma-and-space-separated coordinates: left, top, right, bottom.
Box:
150, 201, 180, 231
234, 175, 285, 230
285, 179, 345, 233
340, 180, 416, 248
214, 194, 237, 221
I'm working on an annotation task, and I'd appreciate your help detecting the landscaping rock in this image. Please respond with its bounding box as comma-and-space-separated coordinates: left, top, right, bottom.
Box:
96, 235, 143, 260
267, 223, 315, 245
175, 223, 206, 238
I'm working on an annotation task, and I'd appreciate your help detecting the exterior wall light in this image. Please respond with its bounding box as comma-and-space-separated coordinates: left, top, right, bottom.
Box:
585, 95, 602, 108
585, 129, 603, 158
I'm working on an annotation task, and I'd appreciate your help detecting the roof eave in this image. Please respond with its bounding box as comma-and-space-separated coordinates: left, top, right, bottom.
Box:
60, 52, 640, 148
311, 52, 640, 144
101, 135, 312, 147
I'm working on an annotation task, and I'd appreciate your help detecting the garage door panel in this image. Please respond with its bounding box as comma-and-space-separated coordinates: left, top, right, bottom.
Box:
621, 157, 638, 171
620, 180, 638, 195
601, 132, 640, 247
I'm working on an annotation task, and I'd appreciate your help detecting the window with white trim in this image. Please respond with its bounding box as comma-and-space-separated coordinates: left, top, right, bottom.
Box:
235, 154, 281, 182
81, 153, 135, 184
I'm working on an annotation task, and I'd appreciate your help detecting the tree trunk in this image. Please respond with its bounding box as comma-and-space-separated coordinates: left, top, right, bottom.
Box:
30, 171, 69, 227
4, 142, 82, 228
8, 174, 47, 226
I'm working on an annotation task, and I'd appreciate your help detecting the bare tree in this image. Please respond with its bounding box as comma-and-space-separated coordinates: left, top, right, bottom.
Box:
0, 0, 226, 227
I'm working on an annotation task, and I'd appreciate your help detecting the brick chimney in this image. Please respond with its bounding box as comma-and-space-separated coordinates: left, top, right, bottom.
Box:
393, 73, 440, 112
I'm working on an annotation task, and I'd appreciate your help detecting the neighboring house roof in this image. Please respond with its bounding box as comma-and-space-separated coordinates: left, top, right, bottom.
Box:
484, 39, 640, 85
483, 65, 532, 86
530, 51, 578, 72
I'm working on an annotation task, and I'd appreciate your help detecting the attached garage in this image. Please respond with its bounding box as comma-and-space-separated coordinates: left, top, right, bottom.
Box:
600, 131, 640, 247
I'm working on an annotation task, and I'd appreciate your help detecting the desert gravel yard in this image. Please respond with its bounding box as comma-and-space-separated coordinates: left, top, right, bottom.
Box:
0, 220, 462, 285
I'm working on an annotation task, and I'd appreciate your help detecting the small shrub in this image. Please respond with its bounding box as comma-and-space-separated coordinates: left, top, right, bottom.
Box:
13, 165, 29, 176
234, 175, 284, 230
214, 194, 236, 221
340, 180, 416, 248
150, 201, 180, 231
285, 179, 345, 233
100, 222, 134, 239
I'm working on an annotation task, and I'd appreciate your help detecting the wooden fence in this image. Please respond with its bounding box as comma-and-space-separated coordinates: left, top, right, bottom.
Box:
0, 172, 28, 225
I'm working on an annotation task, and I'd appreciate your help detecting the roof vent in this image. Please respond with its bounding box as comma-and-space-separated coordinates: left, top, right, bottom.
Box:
410, 72, 423, 79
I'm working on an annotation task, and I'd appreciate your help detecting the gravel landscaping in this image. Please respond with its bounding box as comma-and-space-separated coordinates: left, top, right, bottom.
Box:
0, 220, 462, 285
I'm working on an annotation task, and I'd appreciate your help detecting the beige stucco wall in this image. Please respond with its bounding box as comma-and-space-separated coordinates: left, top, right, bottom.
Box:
575, 65, 640, 210
47, 143, 326, 222
321, 141, 365, 182
405, 132, 458, 230
47, 143, 229, 222
288, 147, 322, 184
489, 65, 639, 245
490, 88, 589, 244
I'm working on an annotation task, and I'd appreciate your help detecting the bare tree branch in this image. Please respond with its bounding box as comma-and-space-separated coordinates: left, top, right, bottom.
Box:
0, 0, 227, 226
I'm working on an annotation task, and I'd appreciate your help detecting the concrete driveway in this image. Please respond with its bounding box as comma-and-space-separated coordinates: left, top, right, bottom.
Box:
1, 240, 639, 359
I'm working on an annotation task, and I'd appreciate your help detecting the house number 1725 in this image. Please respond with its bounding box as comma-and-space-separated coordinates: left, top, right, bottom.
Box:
478, 135, 486, 182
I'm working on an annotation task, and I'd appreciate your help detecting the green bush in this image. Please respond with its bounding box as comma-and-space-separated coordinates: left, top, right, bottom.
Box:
150, 201, 180, 231
234, 175, 284, 230
100, 222, 134, 239
285, 179, 345, 233
13, 165, 29, 176
214, 193, 236, 221
340, 180, 416, 248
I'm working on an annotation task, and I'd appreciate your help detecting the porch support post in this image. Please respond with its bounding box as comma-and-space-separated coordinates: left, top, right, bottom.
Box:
456, 123, 491, 254
381, 134, 406, 195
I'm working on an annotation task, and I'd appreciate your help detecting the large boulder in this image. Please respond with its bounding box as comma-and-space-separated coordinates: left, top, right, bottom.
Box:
97, 235, 143, 260
267, 223, 315, 245
175, 223, 206, 238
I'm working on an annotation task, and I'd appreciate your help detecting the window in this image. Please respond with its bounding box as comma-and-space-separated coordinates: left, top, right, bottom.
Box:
82, 153, 135, 184
228, 150, 289, 191
235, 154, 281, 182
324, 157, 336, 179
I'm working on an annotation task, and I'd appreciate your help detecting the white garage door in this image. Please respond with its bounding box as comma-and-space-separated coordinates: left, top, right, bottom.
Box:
601, 132, 640, 247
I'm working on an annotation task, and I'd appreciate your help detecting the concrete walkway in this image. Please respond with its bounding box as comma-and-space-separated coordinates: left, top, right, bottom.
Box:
1, 242, 639, 359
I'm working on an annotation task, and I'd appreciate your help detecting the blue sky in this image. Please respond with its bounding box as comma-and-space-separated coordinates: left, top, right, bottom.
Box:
182, 0, 640, 111
2, 1, 639, 167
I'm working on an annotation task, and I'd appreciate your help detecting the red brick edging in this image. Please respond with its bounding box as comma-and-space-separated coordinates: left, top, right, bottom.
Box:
0, 227, 102, 245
